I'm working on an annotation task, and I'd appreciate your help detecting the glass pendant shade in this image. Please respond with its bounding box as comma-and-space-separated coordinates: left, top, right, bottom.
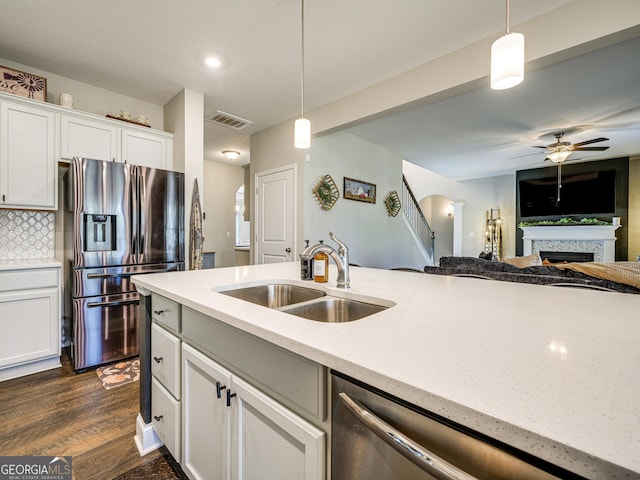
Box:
491, 32, 524, 90
295, 117, 311, 149
547, 150, 572, 163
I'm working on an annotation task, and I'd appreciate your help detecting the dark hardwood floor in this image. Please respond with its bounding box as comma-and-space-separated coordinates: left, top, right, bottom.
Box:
0, 351, 163, 480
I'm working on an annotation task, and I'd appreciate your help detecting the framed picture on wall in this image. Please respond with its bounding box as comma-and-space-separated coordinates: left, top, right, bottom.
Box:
0, 65, 47, 102
344, 177, 376, 204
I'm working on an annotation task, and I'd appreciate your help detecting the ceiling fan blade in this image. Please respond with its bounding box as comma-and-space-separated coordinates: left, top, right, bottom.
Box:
572, 146, 610, 151
572, 137, 609, 147
532, 146, 547, 149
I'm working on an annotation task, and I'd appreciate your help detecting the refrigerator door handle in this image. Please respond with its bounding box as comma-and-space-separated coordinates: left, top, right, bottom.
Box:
87, 299, 140, 308
138, 172, 146, 260
86, 267, 178, 281
130, 166, 138, 257
86, 273, 118, 279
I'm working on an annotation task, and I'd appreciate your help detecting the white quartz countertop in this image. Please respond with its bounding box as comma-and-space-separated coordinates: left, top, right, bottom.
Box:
0, 258, 62, 271
132, 262, 640, 479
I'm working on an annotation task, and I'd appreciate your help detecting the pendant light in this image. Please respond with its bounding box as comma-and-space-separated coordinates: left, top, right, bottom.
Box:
490, 0, 524, 90
294, 0, 311, 149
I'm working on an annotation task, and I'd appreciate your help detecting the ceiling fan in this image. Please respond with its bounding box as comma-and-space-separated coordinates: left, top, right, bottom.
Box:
533, 132, 609, 163
532, 132, 610, 203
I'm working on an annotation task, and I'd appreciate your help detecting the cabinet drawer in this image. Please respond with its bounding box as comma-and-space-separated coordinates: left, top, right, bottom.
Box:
0, 268, 59, 293
151, 377, 181, 463
182, 306, 326, 421
152, 294, 180, 333
151, 323, 180, 399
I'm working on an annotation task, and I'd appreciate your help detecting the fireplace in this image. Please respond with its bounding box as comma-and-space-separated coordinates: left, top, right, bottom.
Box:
520, 225, 620, 263
539, 251, 595, 263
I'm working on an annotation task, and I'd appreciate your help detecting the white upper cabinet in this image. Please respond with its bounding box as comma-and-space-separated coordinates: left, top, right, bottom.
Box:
60, 115, 118, 162
122, 128, 172, 169
0, 101, 57, 210
61, 114, 173, 169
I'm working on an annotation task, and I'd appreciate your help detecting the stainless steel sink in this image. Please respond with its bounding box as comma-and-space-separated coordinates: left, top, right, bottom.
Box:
220, 283, 326, 308
281, 297, 388, 323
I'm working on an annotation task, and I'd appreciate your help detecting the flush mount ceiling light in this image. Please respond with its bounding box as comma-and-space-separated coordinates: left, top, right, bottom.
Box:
490, 0, 524, 90
222, 150, 240, 161
294, 0, 311, 149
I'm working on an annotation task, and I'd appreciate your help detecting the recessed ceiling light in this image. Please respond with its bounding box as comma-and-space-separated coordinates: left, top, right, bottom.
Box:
205, 56, 222, 68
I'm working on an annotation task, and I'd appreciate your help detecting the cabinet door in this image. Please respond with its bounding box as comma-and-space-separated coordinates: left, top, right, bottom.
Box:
151, 323, 181, 398
122, 129, 171, 169
0, 288, 59, 368
0, 102, 56, 209
182, 344, 232, 480
60, 115, 118, 162
152, 377, 181, 462
229, 375, 325, 480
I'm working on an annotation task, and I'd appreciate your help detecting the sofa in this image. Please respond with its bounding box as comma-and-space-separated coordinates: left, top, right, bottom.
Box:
423, 256, 640, 294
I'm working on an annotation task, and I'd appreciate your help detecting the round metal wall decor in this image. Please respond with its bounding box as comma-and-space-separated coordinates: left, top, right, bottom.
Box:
312, 174, 339, 211
384, 190, 401, 217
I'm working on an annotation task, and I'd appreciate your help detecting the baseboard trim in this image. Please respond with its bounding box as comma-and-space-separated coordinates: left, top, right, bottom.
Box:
134, 413, 163, 456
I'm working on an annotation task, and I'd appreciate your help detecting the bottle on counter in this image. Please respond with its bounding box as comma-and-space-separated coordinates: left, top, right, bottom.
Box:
300, 240, 314, 280
313, 240, 329, 283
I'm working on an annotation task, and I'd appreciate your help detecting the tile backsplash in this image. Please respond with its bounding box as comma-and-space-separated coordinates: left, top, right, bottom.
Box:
0, 210, 55, 260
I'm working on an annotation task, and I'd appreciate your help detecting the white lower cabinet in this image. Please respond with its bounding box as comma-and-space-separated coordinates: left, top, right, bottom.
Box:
230, 375, 325, 480
152, 377, 181, 460
0, 266, 61, 381
181, 343, 325, 480
182, 343, 232, 480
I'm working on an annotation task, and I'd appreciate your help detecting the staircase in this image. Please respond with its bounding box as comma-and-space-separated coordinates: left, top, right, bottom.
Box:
401, 175, 435, 266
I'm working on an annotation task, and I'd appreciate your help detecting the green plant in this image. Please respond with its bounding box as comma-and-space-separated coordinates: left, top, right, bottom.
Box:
518, 217, 610, 227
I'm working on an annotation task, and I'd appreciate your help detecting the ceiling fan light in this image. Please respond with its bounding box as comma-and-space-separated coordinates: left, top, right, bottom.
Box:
295, 117, 311, 149
491, 32, 524, 90
547, 150, 572, 163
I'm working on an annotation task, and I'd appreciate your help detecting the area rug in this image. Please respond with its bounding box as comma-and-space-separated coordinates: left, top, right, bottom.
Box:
95, 357, 140, 390
113, 453, 186, 480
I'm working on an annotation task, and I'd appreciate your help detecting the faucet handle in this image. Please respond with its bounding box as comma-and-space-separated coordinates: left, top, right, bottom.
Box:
329, 232, 348, 252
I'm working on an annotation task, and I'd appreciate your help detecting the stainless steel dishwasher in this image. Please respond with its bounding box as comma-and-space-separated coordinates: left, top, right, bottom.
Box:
331, 372, 585, 480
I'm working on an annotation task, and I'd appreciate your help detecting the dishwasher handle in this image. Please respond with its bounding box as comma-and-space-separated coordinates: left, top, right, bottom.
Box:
339, 392, 479, 480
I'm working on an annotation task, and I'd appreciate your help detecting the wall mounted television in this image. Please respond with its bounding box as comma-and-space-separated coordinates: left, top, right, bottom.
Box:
518, 169, 616, 217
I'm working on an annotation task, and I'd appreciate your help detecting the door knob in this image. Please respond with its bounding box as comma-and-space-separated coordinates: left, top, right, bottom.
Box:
285, 247, 292, 253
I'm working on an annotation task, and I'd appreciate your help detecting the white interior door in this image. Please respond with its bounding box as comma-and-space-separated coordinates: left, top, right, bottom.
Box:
255, 165, 296, 264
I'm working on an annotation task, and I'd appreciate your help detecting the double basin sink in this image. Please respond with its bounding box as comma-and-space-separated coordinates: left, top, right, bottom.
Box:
218, 282, 391, 323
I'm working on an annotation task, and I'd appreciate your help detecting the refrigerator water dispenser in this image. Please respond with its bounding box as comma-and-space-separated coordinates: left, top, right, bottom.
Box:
84, 214, 116, 251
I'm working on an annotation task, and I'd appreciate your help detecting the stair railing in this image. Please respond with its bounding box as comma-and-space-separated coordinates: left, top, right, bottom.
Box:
401, 175, 435, 263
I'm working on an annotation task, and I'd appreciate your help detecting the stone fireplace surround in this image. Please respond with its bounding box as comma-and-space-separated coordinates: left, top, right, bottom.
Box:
520, 225, 620, 263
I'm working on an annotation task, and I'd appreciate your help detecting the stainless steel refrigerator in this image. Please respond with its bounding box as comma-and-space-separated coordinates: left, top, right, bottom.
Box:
70, 157, 184, 370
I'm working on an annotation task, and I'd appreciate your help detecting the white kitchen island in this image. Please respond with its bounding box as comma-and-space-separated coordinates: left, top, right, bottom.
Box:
132, 262, 640, 479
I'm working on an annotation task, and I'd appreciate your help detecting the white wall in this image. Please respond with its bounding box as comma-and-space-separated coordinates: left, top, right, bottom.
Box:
420, 195, 454, 262
305, 132, 427, 269
202, 161, 245, 267
0, 57, 164, 129
164, 89, 204, 270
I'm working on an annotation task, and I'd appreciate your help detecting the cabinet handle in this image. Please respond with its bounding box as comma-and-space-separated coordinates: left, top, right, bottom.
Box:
216, 381, 226, 399
153, 356, 163, 363
226, 390, 236, 407
153, 309, 165, 315
153, 415, 164, 422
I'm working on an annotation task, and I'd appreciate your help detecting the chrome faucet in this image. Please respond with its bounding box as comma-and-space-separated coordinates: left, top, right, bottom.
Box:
300, 232, 350, 288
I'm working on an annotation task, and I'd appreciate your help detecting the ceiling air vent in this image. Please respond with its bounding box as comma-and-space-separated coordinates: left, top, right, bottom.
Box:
206, 110, 253, 131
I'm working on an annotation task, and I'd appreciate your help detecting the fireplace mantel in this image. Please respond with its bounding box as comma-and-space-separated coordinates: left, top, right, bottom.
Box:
520, 225, 620, 262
